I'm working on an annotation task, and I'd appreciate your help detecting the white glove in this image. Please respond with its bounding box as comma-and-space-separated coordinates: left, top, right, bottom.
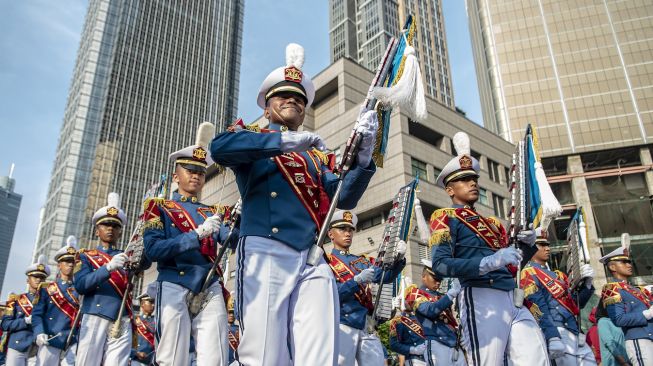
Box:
446, 279, 462, 301
391, 296, 401, 310
642, 305, 653, 320
24, 315, 32, 325
395, 240, 407, 256
280, 131, 326, 153
106, 253, 128, 272
479, 247, 522, 275
516, 226, 539, 247
580, 263, 594, 280
409, 343, 426, 355
354, 109, 379, 167
354, 267, 375, 285
548, 337, 566, 359
36, 334, 49, 347
195, 215, 222, 240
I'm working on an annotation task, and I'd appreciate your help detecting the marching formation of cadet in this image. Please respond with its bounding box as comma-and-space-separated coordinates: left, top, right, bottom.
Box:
3, 41, 652, 366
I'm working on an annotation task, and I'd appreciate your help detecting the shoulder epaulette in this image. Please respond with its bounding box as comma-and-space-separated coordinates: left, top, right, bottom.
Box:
524, 300, 543, 321
143, 197, 165, 212
428, 208, 455, 247
601, 282, 623, 307
520, 274, 539, 297
142, 198, 165, 231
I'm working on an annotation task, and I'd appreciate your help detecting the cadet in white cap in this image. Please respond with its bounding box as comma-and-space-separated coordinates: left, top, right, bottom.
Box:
430, 132, 548, 365
211, 43, 377, 365
1, 255, 50, 366
74, 192, 134, 365
32, 236, 80, 365
131, 285, 156, 366
600, 243, 653, 365
144, 122, 237, 366
327, 210, 406, 366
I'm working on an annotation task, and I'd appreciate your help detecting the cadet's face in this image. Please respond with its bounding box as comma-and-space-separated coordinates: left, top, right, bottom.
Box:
96, 222, 122, 245
228, 312, 235, 323
27, 275, 44, 291
445, 176, 479, 205
533, 244, 550, 262
609, 259, 633, 278
173, 165, 206, 196
421, 271, 441, 291
328, 226, 354, 249
58, 259, 74, 276
141, 300, 154, 314
264, 93, 306, 131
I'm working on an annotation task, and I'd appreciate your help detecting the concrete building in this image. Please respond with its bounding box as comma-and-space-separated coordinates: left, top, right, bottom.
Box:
329, 0, 455, 107
467, 0, 653, 286
35, 0, 244, 264
0, 166, 22, 292
202, 57, 514, 290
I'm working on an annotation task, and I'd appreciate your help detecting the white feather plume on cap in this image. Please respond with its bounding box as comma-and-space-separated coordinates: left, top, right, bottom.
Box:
452, 132, 471, 156
107, 192, 120, 208
66, 235, 78, 249
195, 121, 216, 148
37, 254, 47, 265
286, 43, 305, 69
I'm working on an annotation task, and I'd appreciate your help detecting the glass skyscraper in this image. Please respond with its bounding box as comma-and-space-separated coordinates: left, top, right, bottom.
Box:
329, 0, 455, 107
35, 0, 244, 262
0, 170, 22, 291
467, 0, 653, 287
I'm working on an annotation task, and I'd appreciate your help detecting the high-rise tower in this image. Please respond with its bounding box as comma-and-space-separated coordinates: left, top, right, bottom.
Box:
35, 0, 244, 262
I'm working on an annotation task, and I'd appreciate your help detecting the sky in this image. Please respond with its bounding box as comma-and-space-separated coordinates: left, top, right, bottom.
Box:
0, 0, 481, 299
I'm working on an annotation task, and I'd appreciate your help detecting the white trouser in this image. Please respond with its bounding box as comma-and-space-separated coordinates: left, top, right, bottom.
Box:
235, 236, 339, 366
552, 327, 596, 366
35, 344, 75, 366
155, 280, 228, 366
625, 338, 653, 366
5, 349, 35, 366
337, 324, 384, 366
424, 339, 465, 366
406, 358, 427, 366
75, 314, 131, 365
459, 287, 549, 366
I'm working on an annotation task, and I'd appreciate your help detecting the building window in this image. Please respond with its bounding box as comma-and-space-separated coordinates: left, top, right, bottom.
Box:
479, 188, 489, 206
492, 194, 505, 218
358, 212, 385, 231
411, 158, 428, 179
488, 159, 501, 184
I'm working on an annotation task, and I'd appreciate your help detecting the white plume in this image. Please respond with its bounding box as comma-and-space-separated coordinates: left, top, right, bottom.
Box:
195, 121, 216, 148
420, 259, 431, 267
66, 235, 78, 249
107, 192, 120, 208
452, 132, 471, 156
37, 254, 47, 265
285, 43, 305, 69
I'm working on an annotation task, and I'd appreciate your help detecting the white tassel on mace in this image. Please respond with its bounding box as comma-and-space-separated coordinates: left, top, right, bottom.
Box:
371, 45, 427, 122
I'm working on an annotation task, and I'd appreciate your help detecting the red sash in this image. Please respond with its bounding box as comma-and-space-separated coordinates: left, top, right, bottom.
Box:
328, 255, 375, 312
45, 282, 79, 326
273, 151, 330, 230
16, 294, 33, 316
228, 328, 239, 351
418, 291, 458, 330
85, 250, 132, 314
159, 200, 218, 262
525, 267, 579, 316
454, 208, 506, 250
134, 316, 155, 347
400, 316, 425, 339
